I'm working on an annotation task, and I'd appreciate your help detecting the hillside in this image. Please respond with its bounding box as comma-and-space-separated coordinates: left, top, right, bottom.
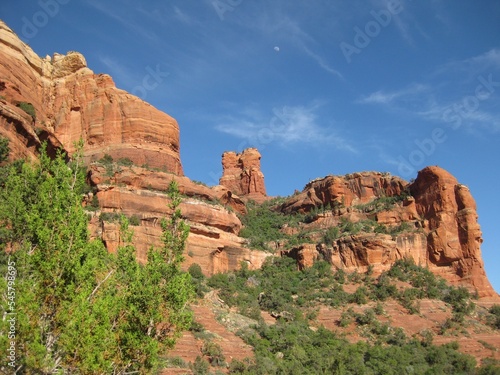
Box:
0, 19, 499, 374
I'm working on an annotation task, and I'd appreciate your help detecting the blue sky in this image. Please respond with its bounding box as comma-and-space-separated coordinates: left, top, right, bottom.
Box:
1, 0, 499, 293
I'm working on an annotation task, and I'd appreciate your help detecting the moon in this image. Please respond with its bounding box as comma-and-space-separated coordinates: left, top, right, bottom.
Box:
274, 46, 280, 52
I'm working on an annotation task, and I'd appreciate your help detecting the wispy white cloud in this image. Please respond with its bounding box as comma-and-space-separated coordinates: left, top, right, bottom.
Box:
433, 48, 500, 81
173, 6, 194, 25
215, 105, 356, 152
451, 48, 500, 71
358, 49, 500, 133
359, 83, 429, 105
85, 0, 161, 44
302, 45, 343, 79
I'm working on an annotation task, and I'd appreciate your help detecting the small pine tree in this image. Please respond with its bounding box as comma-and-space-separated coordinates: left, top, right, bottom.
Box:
0, 144, 194, 373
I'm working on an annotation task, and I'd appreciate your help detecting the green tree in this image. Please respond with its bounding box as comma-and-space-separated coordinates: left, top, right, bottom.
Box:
0, 145, 193, 373
0, 136, 9, 164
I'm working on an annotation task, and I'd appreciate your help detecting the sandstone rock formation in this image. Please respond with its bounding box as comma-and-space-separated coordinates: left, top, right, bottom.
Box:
219, 148, 267, 202
0, 20, 182, 173
87, 164, 269, 275
410, 166, 497, 297
0, 20, 264, 276
0, 20, 496, 296
281, 172, 407, 213
279, 168, 496, 297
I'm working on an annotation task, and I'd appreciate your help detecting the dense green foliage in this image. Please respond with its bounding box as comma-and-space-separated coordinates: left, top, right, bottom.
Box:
234, 321, 478, 375
238, 199, 308, 250
354, 192, 411, 213
488, 305, 500, 330
207, 257, 477, 323
0, 145, 194, 374
0, 137, 9, 164
239, 194, 416, 252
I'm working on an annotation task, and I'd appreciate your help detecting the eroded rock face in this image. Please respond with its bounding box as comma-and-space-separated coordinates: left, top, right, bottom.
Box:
219, 148, 267, 202
410, 166, 496, 297
0, 21, 182, 174
279, 167, 496, 297
318, 233, 429, 274
87, 165, 263, 274
281, 172, 407, 213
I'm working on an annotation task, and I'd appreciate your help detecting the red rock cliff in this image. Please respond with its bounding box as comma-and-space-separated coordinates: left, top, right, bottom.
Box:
410, 166, 496, 297
0, 21, 182, 174
281, 172, 407, 213
280, 168, 497, 297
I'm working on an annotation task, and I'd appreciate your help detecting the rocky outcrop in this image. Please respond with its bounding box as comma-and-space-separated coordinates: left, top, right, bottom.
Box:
280, 167, 496, 297
282, 244, 320, 270
318, 232, 428, 273
219, 148, 267, 202
86, 164, 265, 274
281, 172, 407, 213
0, 20, 182, 173
410, 166, 496, 297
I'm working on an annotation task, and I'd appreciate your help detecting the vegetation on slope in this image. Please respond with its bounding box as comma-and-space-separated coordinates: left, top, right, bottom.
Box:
2, 136, 499, 374
196, 257, 500, 374
238, 199, 309, 251
0, 140, 194, 374
238, 193, 416, 252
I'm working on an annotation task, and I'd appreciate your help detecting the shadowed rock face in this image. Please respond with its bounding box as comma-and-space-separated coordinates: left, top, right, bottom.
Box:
219, 148, 267, 202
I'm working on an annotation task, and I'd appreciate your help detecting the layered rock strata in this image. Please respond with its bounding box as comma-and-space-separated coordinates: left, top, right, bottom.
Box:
219, 148, 267, 202
0, 21, 182, 173
280, 168, 496, 297
87, 164, 269, 275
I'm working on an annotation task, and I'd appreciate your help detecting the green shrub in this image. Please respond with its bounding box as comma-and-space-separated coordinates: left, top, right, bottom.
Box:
117, 157, 134, 167
188, 263, 205, 280
354, 192, 411, 213
339, 310, 353, 327
444, 286, 475, 318
489, 305, 500, 329
17, 102, 36, 119
87, 194, 100, 211
129, 215, 141, 226
355, 308, 376, 325
99, 212, 121, 222
350, 286, 369, 305
201, 341, 226, 367
99, 154, 114, 165
0, 137, 9, 164
322, 226, 339, 243
191, 356, 210, 374
374, 302, 385, 315
166, 356, 188, 368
